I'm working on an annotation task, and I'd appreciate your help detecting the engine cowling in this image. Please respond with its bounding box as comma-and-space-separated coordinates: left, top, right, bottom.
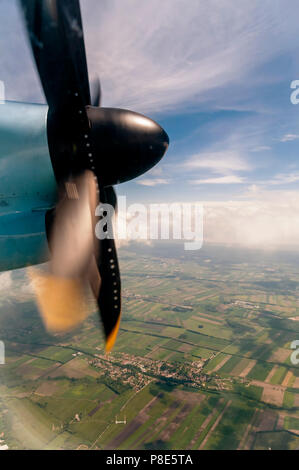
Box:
86, 107, 169, 186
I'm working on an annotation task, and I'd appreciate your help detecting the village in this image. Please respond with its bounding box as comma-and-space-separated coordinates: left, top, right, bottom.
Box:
89, 351, 231, 392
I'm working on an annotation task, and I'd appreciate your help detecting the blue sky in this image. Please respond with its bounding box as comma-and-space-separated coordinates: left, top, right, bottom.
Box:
2, 0, 299, 246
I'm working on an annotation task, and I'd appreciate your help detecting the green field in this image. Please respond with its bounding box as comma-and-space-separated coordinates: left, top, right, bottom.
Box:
0, 243, 298, 449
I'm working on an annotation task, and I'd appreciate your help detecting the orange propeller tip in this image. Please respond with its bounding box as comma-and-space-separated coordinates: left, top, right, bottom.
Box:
105, 312, 121, 353
28, 267, 90, 334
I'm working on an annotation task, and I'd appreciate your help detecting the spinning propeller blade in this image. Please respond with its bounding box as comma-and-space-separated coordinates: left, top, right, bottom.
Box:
20, 0, 169, 352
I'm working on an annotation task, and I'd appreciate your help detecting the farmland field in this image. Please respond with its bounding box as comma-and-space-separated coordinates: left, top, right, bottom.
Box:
0, 242, 298, 449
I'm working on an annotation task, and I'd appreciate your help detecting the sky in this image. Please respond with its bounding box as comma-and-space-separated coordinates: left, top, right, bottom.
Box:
1, 0, 299, 247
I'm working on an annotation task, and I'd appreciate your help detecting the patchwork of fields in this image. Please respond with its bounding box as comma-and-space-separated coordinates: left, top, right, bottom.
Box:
0, 243, 298, 449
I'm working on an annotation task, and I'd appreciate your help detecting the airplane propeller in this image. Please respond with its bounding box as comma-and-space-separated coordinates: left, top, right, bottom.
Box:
19, 0, 169, 352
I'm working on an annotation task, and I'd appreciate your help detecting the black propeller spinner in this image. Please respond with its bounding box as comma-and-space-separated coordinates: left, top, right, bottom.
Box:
19, 0, 169, 351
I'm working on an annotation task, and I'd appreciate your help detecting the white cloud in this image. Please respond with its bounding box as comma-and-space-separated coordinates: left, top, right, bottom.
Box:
251, 146, 271, 152
79, 0, 299, 114
252, 172, 299, 186
136, 178, 170, 187
183, 151, 250, 174
280, 134, 299, 142
203, 192, 299, 248
1, 0, 298, 114
146, 166, 164, 177
0, 270, 34, 301
190, 175, 245, 185
270, 173, 299, 185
